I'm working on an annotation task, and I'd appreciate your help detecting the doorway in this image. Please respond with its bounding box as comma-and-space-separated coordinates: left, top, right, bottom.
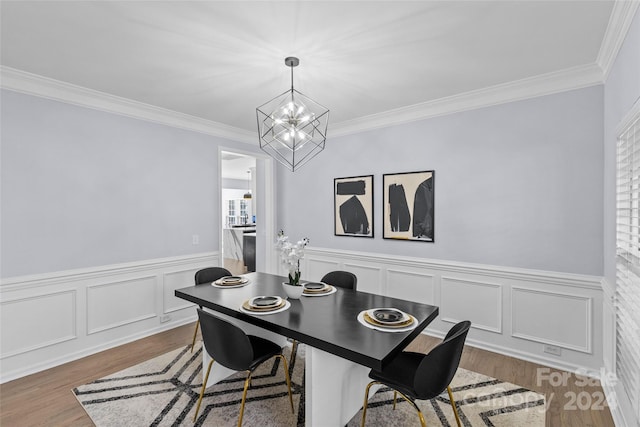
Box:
219, 149, 276, 275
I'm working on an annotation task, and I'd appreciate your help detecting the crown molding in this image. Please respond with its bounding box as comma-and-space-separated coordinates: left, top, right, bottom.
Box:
597, 0, 640, 80
0, 66, 257, 144
330, 63, 604, 137
2, 61, 604, 141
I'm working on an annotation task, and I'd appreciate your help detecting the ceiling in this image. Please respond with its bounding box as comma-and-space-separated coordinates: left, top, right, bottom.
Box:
0, 1, 621, 141
221, 151, 256, 180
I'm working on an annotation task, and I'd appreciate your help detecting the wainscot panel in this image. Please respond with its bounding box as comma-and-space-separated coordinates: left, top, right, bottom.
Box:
441, 277, 502, 334
1, 289, 76, 358
306, 258, 340, 283
386, 269, 435, 305
301, 247, 604, 376
0, 252, 219, 383
511, 287, 592, 353
87, 276, 157, 335
342, 262, 383, 294
163, 269, 202, 314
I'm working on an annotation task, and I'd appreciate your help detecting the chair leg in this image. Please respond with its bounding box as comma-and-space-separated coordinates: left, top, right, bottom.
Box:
393, 390, 397, 410
290, 340, 298, 367
447, 386, 462, 427
190, 319, 200, 353
396, 390, 426, 427
277, 355, 295, 412
360, 381, 378, 427
193, 358, 214, 422
237, 373, 252, 427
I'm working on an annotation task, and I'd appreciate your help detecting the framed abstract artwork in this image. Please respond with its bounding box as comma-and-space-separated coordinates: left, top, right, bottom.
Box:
334, 175, 374, 238
383, 170, 434, 242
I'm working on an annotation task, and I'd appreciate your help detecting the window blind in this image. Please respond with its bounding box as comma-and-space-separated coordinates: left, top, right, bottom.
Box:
616, 109, 640, 419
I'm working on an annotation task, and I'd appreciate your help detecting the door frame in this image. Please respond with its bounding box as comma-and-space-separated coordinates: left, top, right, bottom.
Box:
218, 146, 277, 274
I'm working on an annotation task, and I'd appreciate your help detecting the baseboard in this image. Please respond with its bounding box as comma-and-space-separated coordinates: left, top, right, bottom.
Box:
602, 379, 633, 427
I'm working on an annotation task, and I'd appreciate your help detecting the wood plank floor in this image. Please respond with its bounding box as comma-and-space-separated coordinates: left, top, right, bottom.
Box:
0, 324, 615, 426
224, 257, 248, 275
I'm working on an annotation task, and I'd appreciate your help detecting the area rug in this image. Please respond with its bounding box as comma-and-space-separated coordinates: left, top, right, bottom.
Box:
73, 344, 545, 426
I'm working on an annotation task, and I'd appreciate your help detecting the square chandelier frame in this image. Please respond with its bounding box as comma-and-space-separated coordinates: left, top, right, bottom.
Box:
256, 57, 329, 172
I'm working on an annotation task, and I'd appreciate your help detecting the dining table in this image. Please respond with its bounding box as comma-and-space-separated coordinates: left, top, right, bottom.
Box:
175, 271, 439, 426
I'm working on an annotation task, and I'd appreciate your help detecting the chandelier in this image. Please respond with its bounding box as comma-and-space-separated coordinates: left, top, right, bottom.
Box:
256, 57, 329, 172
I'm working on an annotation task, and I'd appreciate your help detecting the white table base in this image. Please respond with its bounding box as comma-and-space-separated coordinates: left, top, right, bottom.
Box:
305, 346, 381, 427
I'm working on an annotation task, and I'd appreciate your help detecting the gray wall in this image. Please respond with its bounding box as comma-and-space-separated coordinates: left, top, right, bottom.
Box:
604, 8, 640, 284
278, 85, 604, 276
1, 89, 248, 278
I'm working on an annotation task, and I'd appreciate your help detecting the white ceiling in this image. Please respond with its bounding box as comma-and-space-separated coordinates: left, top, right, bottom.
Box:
221, 151, 256, 180
1, 1, 619, 141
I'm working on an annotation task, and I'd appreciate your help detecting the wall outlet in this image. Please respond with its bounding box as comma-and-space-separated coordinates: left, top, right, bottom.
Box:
543, 344, 562, 356
192, 234, 199, 245
160, 314, 171, 323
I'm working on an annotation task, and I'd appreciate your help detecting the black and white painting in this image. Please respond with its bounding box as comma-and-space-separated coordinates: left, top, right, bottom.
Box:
334, 175, 374, 238
383, 171, 434, 241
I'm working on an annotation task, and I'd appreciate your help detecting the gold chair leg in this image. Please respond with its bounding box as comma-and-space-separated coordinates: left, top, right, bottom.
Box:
237, 373, 252, 427
361, 381, 378, 427
190, 319, 200, 353
290, 340, 298, 367
278, 355, 295, 412
396, 390, 426, 427
361, 382, 428, 427
193, 358, 214, 422
447, 386, 462, 427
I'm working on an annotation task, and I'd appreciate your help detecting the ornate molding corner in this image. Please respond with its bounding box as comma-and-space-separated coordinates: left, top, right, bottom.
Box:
597, 0, 640, 80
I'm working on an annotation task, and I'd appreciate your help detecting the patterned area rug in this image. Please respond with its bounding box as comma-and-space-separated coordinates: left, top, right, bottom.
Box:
73, 344, 545, 426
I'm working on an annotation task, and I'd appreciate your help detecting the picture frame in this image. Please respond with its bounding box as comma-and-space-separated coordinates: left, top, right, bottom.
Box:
334, 175, 374, 238
383, 170, 434, 242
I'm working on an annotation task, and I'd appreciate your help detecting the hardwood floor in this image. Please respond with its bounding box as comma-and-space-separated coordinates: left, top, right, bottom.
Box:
406, 337, 615, 427
0, 324, 195, 427
0, 324, 615, 426
224, 257, 247, 275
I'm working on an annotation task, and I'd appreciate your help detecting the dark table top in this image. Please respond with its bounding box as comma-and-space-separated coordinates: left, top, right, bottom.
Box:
175, 271, 439, 371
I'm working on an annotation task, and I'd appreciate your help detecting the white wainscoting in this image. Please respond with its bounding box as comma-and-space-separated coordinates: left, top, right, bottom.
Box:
511, 287, 592, 353
1, 289, 77, 359
441, 277, 503, 334
86, 276, 158, 335
302, 247, 605, 376
0, 252, 219, 383
1, 248, 606, 382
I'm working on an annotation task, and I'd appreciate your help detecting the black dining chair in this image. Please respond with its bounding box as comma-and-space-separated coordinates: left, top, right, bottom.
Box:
193, 309, 294, 426
288, 270, 359, 365
321, 270, 358, 290
190, 267, 232, 352
361, 320, 471, 427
